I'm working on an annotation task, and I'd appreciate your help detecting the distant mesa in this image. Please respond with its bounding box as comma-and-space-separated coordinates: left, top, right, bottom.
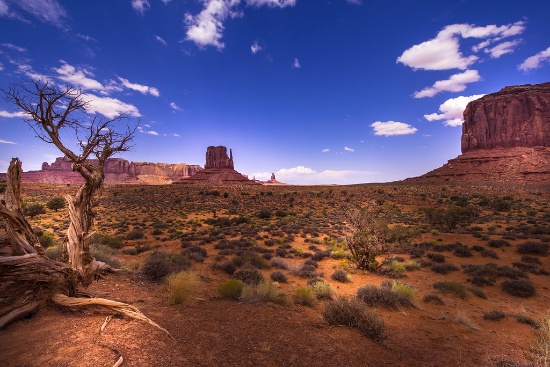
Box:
0, 156, 202, 184
174, 146, 259, 185
262, 173, 287, 185
408, 82, 550, 184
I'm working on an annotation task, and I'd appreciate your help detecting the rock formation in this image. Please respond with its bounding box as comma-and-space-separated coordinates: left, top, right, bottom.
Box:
175, 146, 258, 185
263, 173, 287, 185
462, 83, 550, 152
0, 157, 202, 184
408, 83, 550, 185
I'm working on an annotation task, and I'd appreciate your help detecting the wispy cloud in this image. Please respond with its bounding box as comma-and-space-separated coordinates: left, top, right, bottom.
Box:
132, 0, 150, 15
155, 35, 167, 46
346, 0, 361, 4
371, 121, 418, 136
518, 46, 550, 71
484, 40, 521, 58
322, 148, 330, 153
344, 146, 354, 152
170, 102, 182, 111
1, 43, 26, 52
397, 21, 525, 71
413, 69, 480, 98
251, 41, 262, 54
292, 58, 301, 68
11, 0, 68, 28
54, 62, 104, 91
246, 0, 296, 7
0, 110, 26, 118
0, 139, 16, 144
82, 93, 141, 119
424, 94, 485, 127
118, 76, 160, 97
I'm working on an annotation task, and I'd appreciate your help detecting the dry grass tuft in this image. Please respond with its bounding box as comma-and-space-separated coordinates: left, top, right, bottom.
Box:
166, 271, 201, 305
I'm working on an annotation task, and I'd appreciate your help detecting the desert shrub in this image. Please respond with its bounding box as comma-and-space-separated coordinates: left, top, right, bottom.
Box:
24, 202, 46, 218
182, 245, 208, 262
255, 280, 286, 304
90, 244, 121, 268
501, 279, 536, 298
151, 228, 163, 236
270, 271, 288, 283
216, 260, 237, 274
292, 262, 319, 278
433, 281, 467, 299
423, 206, 478, 230
264, 238, 277, 247
517, 242, 549, 256
45, 244, 63, 261
141, 251, 190, 282
166, 271, 201, 305
38, 231, 56, 248
91, 233, 123, 249
533, 311, 550, 366
390, 280, 416, 301
521, 255, 542, 264
125, 229, 145, 240
322, 297, 386, 342
356, 285, 413, 309
483, 310, 506, 321
122, 247, 138, 255
514, 314, 539, 329
218, 279, 244, 300
240, 252, 270, 269
469, 287, 487, 299
257, 209, 272, 219
456, 310, 477, 330
387, 260, 406, 276
423, 294, 444, 305
454, 245, 473, 258
310, 281, 334, 300
293, 286, 315, 307
488, 239, 511, 248
269, 257, 289, 269
427, 253, 446, 263
430, 263, 459, 274
404, 261, 421, 271
46, 196, 66, 212
481, 249, 499, 259
331, 269, 350, 283
233, 265, 264, 285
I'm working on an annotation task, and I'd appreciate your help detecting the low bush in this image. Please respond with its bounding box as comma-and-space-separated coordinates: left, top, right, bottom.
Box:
293, 286, 315, 307
90, 244, 121, 268
427, 253, 445, 263
141, 251, 191, 282
331, 269, 350, 283
125, 229, 145, 240
270, 271, 288, 283
356, 285, 413, 309
45, 244, 63, 261
269, 257, 289, 269
501, 279, 536, 297
167, 271, 201, 305
390, 281, 416, 301
310, 281, 334, 300
255, 280, 286, 304
240, 252, 271, 269
430, 263, 459, 274
423, 294, 444, 305
513, 314, 539, 329
454, 245, 473, 258
404, 261, 421, 271
487, 239, 511, 248
517, 242, 549, 256
322, 297, 386, 342
218, 279, 244, 300
233, 265, 264, 285
483, 310, 506, 321
433, 281, 467, 299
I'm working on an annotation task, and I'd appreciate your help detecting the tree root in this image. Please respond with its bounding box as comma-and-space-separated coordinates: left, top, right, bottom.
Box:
51, 293, 174, 340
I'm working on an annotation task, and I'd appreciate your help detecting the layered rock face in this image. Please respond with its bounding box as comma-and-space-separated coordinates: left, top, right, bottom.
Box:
4, 157, 202, 184
462, 83, 550, 153
409, 83, 550, 185
175, 146, 258, 185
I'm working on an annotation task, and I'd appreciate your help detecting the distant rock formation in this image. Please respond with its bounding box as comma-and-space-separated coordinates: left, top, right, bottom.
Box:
263, 173, 287, 185
462, 83, 550, 153
0, 157, 202, 184
175, 146, 258, 185
408, 83, 550, 185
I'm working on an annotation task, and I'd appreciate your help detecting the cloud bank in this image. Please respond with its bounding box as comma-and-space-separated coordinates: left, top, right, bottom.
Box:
424, 94, 485, 127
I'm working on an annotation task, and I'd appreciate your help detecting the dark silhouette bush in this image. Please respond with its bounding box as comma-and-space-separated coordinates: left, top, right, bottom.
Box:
141, 251, 190, 282
501, 279, 536, 297
356, 285, 413, 309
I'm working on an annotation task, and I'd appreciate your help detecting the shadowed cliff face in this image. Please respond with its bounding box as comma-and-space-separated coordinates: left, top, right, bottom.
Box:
461, 83, 550, 153
204, 146, 234, 169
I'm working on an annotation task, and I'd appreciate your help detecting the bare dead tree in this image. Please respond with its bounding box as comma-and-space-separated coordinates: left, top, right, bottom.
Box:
0, 82, 171, 337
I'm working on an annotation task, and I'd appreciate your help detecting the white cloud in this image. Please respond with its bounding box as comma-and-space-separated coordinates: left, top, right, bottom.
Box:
344, 146, 354, 152
155, 35, 167, 46
0, 139, 16, 144
346, 0, 361, 4
161, 0, 172, 3
424, 94, 485, 127
0, 0, 8, 16
371, 121, 418, 136
250, 41, 262, 54
246, 0, 296, 7
15, 0, 68, 28
397, 21, 525, 71
322, 148, 330, 153
16, 63, 51, 82
118, 76, 160, 97
77, 34, 97, 42
278, 166, 315, 175
0, 62, 3, 71
0, 110, 26, 118
518, 46, 550, 71
292, 58, 301, 68
1, 43, 26, 52
132, 0, 150, 14
172, 133, 180, 137
185, 0, 235, 49
54, 62, 104, 91
485, 40, 521, 58
251, 166, 377, 185
170, 102, 182, 111
147, 130, 159, 136
413, 69, 480, 98
82, 93, 141, 119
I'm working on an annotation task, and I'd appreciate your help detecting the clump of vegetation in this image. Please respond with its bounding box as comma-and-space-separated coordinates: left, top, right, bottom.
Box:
356, 284, 413, 309
483, 310, 506, 321
456, 310, 477, 330
233, 265, 264, 285
322, 297, 386, 342
91, 233, 123, 249
533, 311, 550, 366
310, 281, 334, 300
293, 286, 315, 307
423, 294, 444, 305
501, 279, 536, 298
517, 242, 549, 256
218, 279, 245, 300
90, 244, 121, 268
388, 280, 416, 301
166, 271, 201, 305
430, 263, 459, 274
141, 251, 191, 282
270, 271, 288, 283
331, 269, 350, 283
427, 253, 445, 263
46, 196, 66, 212
252, 280, 286, 304
24, 202, 46, 218
487, 239, 511, 248
433, 281, 467, 299
125, 229, 145, 240
514, 314, 539, 329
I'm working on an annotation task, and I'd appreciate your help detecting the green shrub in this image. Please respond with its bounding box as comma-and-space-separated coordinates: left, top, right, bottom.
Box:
24, 202, 46, 218
501, 279, 536, 297
141, 251, 191, 282
404, 261, 421, 271
125, 229, 145, 240
240, 252, 271, 269
255, 280, 286, 304
218, 279, 244, 300
293, 287, 315, 307
483, 310, 506, 321
322, 297, 386, 342
38, 231, 56, 248
310, 281, 334, 300
331, 269, 350, 283
387, 260, 406, 276
390, 281, 416, 301
167, 271, 201, 305
46, 197, 66, 212
90, 244, 121, 268
91, 233, 123, 249
356, 285, 413, 309
433, 281, 467, 299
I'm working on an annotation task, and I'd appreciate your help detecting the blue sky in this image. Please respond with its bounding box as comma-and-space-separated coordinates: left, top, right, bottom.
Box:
0, 0, 549, 184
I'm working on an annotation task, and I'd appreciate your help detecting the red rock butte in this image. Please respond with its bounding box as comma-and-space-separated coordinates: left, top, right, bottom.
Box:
408, 82, 550, 184
174, 146, 258, 185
